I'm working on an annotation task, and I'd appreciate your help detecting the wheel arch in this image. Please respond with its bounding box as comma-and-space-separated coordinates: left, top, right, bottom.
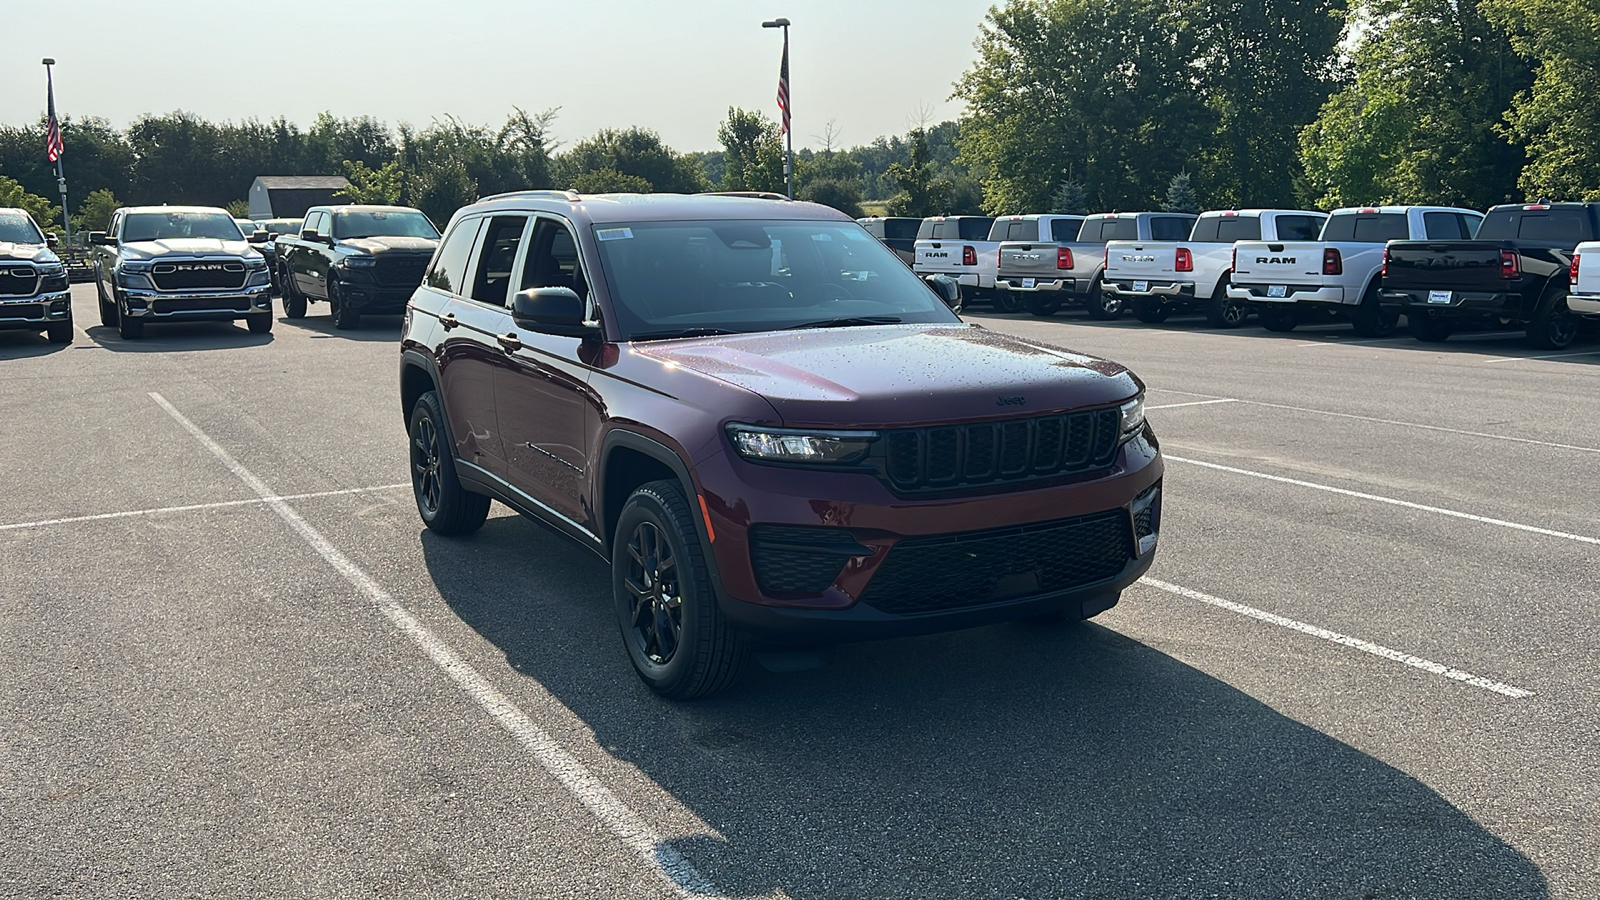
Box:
399, 349, 439, 424
597, 430, 714, 565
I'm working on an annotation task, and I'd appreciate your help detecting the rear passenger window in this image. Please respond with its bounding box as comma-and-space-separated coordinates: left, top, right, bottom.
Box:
1005, 220, 1031, 241
426, 217, 483, 295
521, 219, 589, 303
933, 221, 957, 240
1515, 210, 1587, 242
915, 219, 935, 240
1274, 215, 1324, 241
1050, 219, 1082, 242
1424, 212, 1468, 241
470, 216, 529, 306
1149, 217, 1194, 241
1323, 214, 1408, 243
1215, 217, 1263, 242
958, 218, 995, 241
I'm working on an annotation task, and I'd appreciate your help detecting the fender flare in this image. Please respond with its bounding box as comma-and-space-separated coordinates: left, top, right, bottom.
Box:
596, 429, 725, 591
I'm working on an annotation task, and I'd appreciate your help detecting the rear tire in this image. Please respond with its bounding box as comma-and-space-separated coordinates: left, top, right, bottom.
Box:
614, 479, 749, 700
1133, 302, 1170, 324
1350, 286, 1398, 337
408, 390, 491, 536
1026, 294, 1062, 317
1258, 306, 1298, 332
1526, 289, 1577, 350
1204, 279, 1248, 328
993, 290, 1025, 313
1084, 281, 1123, 320
1408, 312, 1454, 343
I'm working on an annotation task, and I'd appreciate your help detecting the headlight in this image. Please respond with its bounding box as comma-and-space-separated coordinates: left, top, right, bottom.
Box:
1119, 394, 1146, 438
727, 424, 877, 465
339, 255, 376, 268
243, 257, 268, 271
119, 260, 152, 274
37, 263, 65, 276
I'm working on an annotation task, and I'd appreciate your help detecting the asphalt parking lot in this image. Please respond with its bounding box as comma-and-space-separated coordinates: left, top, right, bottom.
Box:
3, 285, 1597, 898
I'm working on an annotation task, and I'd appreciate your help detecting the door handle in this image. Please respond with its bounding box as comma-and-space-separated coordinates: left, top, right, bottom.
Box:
497, 332, 523, 352
439, 313, 459, 330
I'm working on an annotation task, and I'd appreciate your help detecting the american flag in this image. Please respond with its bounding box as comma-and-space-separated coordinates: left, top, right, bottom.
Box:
45, 69, 63, 163
777, 40, 790, 136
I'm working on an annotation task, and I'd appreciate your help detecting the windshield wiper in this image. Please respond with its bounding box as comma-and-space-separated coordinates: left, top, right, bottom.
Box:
629, 327, 741, 341
783, 315, 903, 330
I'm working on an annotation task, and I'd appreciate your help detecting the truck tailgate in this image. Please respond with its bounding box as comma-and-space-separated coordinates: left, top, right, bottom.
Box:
1104, 241, 1180, 281
1231, 241, 1325, 285
914, 240, 970, 276
1382, 241, 1508, 291
996, 242, 1064, 278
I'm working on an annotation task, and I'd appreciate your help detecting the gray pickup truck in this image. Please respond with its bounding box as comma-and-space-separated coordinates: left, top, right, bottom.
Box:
997, 212, 1196, 318
0, 208, 73, 344
91, 206, 274, 339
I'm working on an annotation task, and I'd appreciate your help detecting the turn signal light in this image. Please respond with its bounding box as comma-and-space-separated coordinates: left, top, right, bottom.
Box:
1500, 249, 1520, 279
1175, 247, 1193, 272
1323, 248, 1342, 276
962, 245, 976, 266
1057, 247, 1074, 269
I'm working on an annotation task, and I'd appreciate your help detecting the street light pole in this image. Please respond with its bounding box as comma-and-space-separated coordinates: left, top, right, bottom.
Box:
42, 58, 70, 245
762, 18, 793, 199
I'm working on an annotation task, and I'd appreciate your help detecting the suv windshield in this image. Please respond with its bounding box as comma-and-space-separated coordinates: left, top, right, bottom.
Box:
592, 219, 961, 339
0, 212, 46, 245
122, 211, 243, 242
333, 210, 439, 240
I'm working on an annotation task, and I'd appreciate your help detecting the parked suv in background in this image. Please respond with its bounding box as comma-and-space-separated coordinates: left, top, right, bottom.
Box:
90, 206, 274, 339
400, 191, 1162, 699
0, 207, 73, 344
276, 205, 439, 329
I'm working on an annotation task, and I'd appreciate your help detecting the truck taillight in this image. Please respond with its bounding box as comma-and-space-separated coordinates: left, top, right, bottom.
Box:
1571, 253, 1581, 284
1231, 246, 1237, 272
1103, 245, 1110, 269
1500, 249, 1520, 279
962, 245, 976, 267
1323, 247, 1342, 276
1057, 247, 1073, 269
1381, 247, 1389, 278
1175, 247, 1193, 272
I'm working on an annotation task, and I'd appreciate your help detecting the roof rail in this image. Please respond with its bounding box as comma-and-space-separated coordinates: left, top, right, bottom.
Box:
477, 189, 582, 203
702, 191, 792, 201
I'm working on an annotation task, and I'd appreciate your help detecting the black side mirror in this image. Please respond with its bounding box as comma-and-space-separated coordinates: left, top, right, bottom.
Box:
300, 229, 319, 242
248, 230, 270, 244
89, 231, 112, 246
46, 233, 59, 248
924, 274, 962, 308
510, 287, 599, 338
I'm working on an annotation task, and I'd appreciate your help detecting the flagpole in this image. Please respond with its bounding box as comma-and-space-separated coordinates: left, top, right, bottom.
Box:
763, 17, 793, 199
42, 58, 70, 244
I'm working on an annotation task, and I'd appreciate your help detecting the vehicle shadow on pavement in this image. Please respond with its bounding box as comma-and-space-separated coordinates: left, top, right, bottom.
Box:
277, 314, 403, 342
421, 518, 1548, 900
0, 332, 74, 359
81, 322, 274, 352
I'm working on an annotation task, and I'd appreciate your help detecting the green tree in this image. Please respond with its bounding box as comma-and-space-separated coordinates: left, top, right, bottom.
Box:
556, 127, 706, 194
1164, 172, 1200, 213
1299, 0, 1530, 208
569, 167, 653, 193
73, 188, 120, 233
338, 159, 405, 204
717, 107, 786, 193
1483, 0, 1600, 199
225, 199, 250, 218
884, 128, 950, 217
0, 176, 61, 230
1049, 181, 1089, 214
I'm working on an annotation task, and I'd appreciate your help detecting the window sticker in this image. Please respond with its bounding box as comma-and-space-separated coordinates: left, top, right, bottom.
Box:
596, 227, 634, 242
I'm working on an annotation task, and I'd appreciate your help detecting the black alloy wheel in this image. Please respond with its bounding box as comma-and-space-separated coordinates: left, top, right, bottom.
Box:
1085, 281, 1123, 320
623, 521, 683, 667
1205, 280, 1248, 328
1527, 291, 1577, 350
330, 281, 361, 330
408, 390, 490, 535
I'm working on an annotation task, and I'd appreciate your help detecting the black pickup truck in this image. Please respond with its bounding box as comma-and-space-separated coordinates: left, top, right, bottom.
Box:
1380, 202, 1599, 348
275, 205, 440, 329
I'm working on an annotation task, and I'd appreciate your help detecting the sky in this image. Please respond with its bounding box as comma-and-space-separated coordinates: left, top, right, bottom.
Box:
7, 0, 996, 153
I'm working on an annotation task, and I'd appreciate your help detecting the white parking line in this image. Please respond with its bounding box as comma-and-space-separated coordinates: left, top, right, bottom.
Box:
1483, 350, 1600, 364
1147, 399, 1240, 411
1138, 578, 1533, 699
149, 392, 722, 900
1165, 453, 1600, 547
1292, 336, 1417, 348
0, 485, 410, 532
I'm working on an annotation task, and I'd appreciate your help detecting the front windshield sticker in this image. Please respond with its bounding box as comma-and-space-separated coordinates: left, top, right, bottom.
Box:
596, 227, 634, 242
810, 232, 833, 241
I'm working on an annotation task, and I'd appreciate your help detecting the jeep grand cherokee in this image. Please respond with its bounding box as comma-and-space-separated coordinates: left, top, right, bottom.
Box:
399, 191, 1163, 699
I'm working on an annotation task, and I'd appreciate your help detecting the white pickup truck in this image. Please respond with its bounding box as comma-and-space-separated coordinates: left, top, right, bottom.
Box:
980, 214, 1086, 310
1102, 209, 1326, 328
1227, 205, 1484, 335
997, 212, 1196, 319
912, 216, 997, 299
1565, 241, 1600, 320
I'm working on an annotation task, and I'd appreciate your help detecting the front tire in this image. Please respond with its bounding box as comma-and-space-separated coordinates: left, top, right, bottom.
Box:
330, 281, 360, 330
408, 390, 490, 536
117, 305, 143, 340
1351, 286, 1398, 337
614, 480, 749, 700
1526, 290, 1577, 350
46, 322, 72, 344
246, 313, 273, 334
1204, 280, 1248, 328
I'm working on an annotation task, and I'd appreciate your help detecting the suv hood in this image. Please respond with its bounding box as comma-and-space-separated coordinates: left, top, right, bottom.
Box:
338, 235, 439, 254
0, 242, 52, 263
633, 324, 1141, 427
122, 238, 257, 259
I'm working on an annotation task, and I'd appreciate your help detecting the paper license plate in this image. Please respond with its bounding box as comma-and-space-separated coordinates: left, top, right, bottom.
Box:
1267, 285, 1288, 299
1021, 277, 1035, 289
1427, 290, 1453, 305
1133, 280, 1149, 292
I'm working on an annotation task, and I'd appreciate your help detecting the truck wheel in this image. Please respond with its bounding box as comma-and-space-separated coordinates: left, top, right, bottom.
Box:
98, 285, 117, 328
613, 479, 750, 700
408, 390, 491, 535
282, 274, 307, 319
246, 313, 273, 335
1350, 286, 1398, 337
330, 283, 361, 330
46, 322, 72, 344
945, 285, 965, 315
1407, 312, 1454, 343
1085, 282, 1123, 320
117, 312, 143, 340
1026, 295, 1062, 317
1204, 280, 1248, 328
1526, 290, 1577, 350
993, 290, 1025, 313
1258, 306, 1298, 332
1133, 302, 1170, 324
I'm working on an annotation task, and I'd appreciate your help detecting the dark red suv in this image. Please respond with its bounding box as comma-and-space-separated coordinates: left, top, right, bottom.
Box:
400, 191, 1162, 698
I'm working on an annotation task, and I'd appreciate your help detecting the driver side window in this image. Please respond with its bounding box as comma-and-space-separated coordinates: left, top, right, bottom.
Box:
520, 219, 589, 304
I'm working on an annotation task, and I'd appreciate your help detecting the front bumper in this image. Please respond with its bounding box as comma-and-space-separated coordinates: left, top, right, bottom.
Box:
996, 276, 1076, 293
1229, 283, 1345, 306
1103, 280, 1196, 300
0, 290, 72, 330
122, 285, 273, 319
694, 430, 1164, 642
332, 277, 417, 314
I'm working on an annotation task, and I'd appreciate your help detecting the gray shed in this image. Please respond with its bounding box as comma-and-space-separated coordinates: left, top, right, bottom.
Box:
247, 176, 352, 219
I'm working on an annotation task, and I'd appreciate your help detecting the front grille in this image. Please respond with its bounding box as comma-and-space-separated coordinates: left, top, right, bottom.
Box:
0, 303, 44, 321
152, 297, 252, 314
749, 525, 870, 594
374, 255, 431, 287
0, 265, 39, 298
859, 509, 1133, 615
151, 261, 247, 291
881, 406, 1121, 494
